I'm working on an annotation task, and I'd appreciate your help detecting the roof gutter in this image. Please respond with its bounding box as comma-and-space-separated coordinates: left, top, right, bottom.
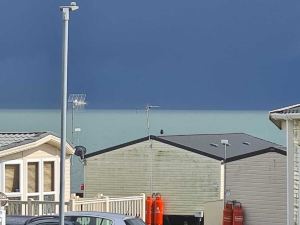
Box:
270, 113, 300, 120
269, 113, 300, 129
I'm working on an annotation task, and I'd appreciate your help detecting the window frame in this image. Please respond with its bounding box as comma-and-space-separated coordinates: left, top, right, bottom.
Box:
42, 159, 57, 200
2, 159, 23, 198
27, 159, 41, 197
25, 158, 58, 201
1, 157, 60, 202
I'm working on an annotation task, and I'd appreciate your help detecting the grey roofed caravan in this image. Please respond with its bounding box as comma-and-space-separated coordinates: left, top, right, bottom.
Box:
86, 133, 286, 162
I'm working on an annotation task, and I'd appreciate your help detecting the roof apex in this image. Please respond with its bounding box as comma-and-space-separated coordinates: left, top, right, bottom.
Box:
269, 103, 300, 114
86, 133, 285, 162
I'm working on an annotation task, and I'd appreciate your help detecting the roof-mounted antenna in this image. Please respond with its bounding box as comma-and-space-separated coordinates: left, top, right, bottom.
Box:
146, 104, 160, 142
145, 104, 160, 195
68, 94, 87, 144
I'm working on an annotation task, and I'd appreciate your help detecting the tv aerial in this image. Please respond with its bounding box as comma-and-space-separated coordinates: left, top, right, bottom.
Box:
146, 104, 160, 141
68, 94, 87, 144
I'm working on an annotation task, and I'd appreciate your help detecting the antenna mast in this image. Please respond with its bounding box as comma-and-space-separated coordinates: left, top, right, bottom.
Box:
146, 104, 160, 142
145, 104, 160, 195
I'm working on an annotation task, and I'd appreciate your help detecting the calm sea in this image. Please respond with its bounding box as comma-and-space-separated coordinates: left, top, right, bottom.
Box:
0, 109, 285, 192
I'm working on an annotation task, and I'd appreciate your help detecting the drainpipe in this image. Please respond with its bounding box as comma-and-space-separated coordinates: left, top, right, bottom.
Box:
286, 119, 294, 225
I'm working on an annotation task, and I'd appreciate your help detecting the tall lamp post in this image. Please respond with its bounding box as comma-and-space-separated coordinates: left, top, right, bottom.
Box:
59, 3, 79, 225
221, 139, 230, 207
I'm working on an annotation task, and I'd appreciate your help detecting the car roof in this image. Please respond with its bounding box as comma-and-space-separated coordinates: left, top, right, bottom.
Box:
26, 218, 75, 225
6, 212, 140, 225
64, 211, 135, 220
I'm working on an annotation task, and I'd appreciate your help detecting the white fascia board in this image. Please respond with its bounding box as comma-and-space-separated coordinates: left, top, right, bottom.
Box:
269, 104, 300, 114
270, 113, 300, 120
0, 135, 74, 158
47, 135, 75, 154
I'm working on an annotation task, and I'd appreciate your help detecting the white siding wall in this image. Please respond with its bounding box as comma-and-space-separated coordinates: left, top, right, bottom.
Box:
226, 152, 286, 225
86, 140, 221, 215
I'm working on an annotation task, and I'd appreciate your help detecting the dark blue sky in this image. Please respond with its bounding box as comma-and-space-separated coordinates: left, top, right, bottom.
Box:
0, 0, 299, 109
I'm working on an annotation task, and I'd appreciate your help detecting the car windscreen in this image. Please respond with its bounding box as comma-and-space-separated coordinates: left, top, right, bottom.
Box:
25, 218, 75, 225
28, 220, 74, 225
65, 216, 112, 225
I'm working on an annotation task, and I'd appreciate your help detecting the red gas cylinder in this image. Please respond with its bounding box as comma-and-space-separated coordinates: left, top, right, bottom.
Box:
153, 194, 164, 225
223, 201, 233, 225
146, 196, 153, 225
233, 202, 244, 225
151, 193, 156, 225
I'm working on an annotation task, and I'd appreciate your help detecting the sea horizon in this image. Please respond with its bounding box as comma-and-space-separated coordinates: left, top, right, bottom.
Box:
0, 109, 285, 192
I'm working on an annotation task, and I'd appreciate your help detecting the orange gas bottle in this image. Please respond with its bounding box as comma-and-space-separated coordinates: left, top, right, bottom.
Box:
151, 193, 156, 225
146, 196, 153, 225
223, 201, 233, 225
153, 194, 164, 225
233, 202, 244, 225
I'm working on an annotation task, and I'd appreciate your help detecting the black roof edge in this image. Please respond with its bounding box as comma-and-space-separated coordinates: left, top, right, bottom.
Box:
86, 135, 223, 161
226, 147, 286, 163
85, 136, 286, 161
85, 136, 151, 158
152, 136, 223, 160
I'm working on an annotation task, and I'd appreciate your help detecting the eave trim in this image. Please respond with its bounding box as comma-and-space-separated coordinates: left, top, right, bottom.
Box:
0, 134, 74, 158
86, 136, 285, 162
226, 147, 286, 163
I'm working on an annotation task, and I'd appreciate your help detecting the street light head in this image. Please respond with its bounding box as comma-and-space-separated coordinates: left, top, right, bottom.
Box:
221, 139, 229, 146
70, 2, 79, 11
60, 2, 79, 12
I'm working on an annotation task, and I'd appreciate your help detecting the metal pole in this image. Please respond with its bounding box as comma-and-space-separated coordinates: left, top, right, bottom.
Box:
59, 6, 71, 225
145, 105, 159, 195
146, 105, 152, 194
224, 144, 227, 206
70, 103, 74, 166
72, 103, 74, 144
286, 120, 294, 225
83, 161, 86, 197
146, 105, 150, 142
